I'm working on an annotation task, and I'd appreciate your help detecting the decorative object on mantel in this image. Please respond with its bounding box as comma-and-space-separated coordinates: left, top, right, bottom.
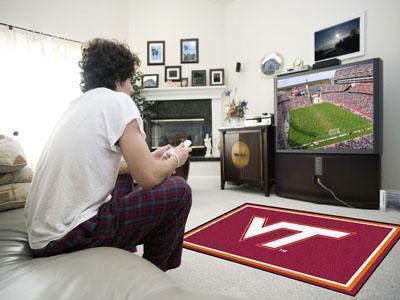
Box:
224, 87, 248, 127
260, 52, 284, 76
147, 41, 165, 65
210, 69, 225, 86
131, 71, 156, 125
166, 80, 181, 88
181, 77, 189, 87
191, 70, 206, 86
293, 57, 304, 68
142, 74, 159, 88
276, 57, 310, 76
165, 65, 182, 82
204, 133, 212, 157
181, 38, 199, 64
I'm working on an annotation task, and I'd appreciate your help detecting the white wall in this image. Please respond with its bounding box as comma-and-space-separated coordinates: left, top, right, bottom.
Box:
0, 0, 398, 189
224, 0, 400, 190
0, 0, 130, 42
128, 0, 226, 86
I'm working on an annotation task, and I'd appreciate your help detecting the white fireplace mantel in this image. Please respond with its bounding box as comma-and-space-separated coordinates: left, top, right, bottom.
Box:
142, 86, 226, 101
143, 86, 226, 157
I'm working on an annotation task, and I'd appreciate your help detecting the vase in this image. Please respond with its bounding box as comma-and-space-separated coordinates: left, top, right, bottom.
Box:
230, 117, 244, 127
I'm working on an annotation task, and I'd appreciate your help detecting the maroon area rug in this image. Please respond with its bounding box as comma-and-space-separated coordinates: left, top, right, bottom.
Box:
183, 204, 400, 296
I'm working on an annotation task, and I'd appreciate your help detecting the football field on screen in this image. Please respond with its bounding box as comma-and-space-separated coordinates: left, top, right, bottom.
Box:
289, 102, 373, 149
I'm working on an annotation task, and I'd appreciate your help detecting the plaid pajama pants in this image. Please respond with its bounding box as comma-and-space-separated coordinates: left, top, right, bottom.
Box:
31, 174, 192, 271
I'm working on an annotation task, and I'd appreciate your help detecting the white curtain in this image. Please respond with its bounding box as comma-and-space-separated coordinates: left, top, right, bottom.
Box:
0, 26, 82, 170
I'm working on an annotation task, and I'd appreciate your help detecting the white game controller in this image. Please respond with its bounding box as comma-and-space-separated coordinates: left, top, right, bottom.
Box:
161, 140, 192, 160
183, 140, 192, 148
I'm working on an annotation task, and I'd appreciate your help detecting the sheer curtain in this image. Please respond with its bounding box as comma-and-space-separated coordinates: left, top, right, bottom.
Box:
0, 26, 82, 169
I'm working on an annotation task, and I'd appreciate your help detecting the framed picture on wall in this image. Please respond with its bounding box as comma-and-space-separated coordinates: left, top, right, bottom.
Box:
191, 70, 206, 86
142, 74, 159, 88
147, 41, 165, 65
165, 65, 182, 81
314, 11, 365, 62
210, 69, 224, 85
181, 38, 199, 63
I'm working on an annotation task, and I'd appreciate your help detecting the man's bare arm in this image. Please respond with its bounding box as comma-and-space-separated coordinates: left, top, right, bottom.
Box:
119, 120, 186, 189
118, 157, 129, 174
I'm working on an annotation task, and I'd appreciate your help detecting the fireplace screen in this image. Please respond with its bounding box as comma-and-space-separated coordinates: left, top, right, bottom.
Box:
151, 118, 205, 149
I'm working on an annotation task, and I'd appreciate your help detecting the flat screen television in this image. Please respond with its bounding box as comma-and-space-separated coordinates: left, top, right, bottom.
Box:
275, 58, 382, 154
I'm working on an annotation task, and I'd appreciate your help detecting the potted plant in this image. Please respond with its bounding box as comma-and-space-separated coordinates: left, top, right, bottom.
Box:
131, 71, 156, 146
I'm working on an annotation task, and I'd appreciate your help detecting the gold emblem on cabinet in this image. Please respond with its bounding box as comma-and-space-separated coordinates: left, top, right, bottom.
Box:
231, 141, 250, 168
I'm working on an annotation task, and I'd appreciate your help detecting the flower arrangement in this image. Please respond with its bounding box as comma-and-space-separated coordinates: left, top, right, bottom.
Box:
224, 88, 248, 120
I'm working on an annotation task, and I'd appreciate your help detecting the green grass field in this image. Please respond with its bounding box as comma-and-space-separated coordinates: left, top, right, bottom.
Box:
289, 102, 372, 149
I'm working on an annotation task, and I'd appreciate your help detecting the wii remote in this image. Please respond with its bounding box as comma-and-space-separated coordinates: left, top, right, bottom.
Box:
183, 140, 192, 148
161, 140, 192, 160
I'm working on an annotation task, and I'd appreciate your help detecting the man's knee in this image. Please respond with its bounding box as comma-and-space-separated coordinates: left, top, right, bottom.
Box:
170, 176, 192, 208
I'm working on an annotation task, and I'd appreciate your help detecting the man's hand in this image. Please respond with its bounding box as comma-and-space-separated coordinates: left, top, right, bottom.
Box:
152, 144, 173, 160
162, 143, 192, 168
119, 121, 178, 190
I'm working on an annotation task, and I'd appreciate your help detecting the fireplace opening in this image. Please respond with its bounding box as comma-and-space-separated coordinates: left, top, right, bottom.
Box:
147, 99, 211, 157
151, 118, 206, 156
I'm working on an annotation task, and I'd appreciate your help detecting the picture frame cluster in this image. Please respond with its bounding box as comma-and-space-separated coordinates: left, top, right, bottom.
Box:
143, 38, 224, 88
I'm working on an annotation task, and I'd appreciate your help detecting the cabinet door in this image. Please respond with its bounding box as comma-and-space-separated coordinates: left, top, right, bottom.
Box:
224, 130, 261, 183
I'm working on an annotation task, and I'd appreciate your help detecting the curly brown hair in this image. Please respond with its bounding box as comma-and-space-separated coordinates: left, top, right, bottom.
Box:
79, 38, 140, 92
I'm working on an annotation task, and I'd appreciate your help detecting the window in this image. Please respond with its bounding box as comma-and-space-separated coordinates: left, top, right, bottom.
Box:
0, 26, 82, 169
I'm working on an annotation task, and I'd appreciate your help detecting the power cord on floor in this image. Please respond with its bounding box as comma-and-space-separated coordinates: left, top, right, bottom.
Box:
316, 177, 354, 208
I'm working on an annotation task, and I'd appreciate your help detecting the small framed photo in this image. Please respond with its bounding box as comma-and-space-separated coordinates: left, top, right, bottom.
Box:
142, 74, 159, 88
181, 38, 199, 64
181, 77, 189, 87
191, 70, 206, 86
210, 69, 224, 85
147, 41, 165, 65
165, 65, 182, 81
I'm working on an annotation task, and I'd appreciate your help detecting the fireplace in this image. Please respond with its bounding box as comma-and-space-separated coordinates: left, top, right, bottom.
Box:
151, 118, 205, 155
142, 86, 226, 158
148, 99, 211, 157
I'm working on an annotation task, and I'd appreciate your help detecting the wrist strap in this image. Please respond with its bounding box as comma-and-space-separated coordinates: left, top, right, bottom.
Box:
170, 151, 180, 168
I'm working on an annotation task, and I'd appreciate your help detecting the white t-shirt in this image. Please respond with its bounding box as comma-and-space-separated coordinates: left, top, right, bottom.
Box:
24, 87, 145, 249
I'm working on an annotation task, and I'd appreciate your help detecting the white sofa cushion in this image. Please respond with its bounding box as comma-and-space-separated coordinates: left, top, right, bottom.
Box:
0, 135, 27, 173
0, 208, 235, 300
0, 183, 30, 212
0, 167, 33, 186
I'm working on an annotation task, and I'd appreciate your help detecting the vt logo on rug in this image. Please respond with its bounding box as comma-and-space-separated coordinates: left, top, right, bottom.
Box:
241, 217, 352, 249
183, 204, 400, 296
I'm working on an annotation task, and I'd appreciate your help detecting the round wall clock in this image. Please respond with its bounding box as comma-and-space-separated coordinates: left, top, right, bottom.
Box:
260, 52, 284, 76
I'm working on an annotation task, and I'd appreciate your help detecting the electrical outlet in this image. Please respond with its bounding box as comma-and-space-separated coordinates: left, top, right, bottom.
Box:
315, 157, 323, 176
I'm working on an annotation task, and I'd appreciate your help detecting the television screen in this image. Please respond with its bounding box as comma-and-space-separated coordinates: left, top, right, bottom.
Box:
275, 58, 381, 154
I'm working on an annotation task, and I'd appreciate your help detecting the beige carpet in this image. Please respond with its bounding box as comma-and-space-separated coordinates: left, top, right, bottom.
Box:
161, 173, 400, 300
